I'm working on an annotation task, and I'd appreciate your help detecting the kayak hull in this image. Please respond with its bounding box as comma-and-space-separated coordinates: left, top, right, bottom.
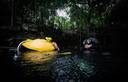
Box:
22, 39, 55, 52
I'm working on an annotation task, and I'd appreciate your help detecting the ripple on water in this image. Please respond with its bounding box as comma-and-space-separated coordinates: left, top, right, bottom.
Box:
14, 51, 96, 81
51, 55, 96, 82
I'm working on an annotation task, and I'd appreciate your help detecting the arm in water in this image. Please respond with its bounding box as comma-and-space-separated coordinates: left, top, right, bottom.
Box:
52, 42, 60, 51
13, 41, 26, 61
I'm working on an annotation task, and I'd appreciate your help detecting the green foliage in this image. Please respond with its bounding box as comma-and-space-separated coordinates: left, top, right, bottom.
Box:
52, 16, 75, 31
14, 0, 117, 34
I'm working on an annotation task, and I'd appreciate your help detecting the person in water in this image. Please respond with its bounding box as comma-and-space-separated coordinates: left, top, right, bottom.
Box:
82, 36, 98, 51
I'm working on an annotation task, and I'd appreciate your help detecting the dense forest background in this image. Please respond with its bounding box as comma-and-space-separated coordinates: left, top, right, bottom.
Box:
0, 0, 128, 54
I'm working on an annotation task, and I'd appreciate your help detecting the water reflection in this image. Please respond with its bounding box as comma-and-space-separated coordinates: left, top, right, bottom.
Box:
51, 54, 96, 82
21, 51, 58, 64
13, 50, 97, 82
0, 46, 113, 81
9, 50, 57, 81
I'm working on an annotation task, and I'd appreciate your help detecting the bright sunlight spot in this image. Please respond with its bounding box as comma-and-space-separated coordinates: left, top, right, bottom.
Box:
56, 7, 70, 20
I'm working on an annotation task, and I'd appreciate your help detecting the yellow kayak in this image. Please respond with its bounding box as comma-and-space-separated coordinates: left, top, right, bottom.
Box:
22, 39, 55, 52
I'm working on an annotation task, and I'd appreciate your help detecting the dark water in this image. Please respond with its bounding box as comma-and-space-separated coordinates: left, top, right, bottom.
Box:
0, 49, 114, 82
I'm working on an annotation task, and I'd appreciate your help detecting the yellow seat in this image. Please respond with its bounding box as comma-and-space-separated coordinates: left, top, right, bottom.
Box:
22, 39, 55, 52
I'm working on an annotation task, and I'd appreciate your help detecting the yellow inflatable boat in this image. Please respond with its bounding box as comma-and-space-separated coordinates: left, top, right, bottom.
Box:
22, 39, 55, 52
